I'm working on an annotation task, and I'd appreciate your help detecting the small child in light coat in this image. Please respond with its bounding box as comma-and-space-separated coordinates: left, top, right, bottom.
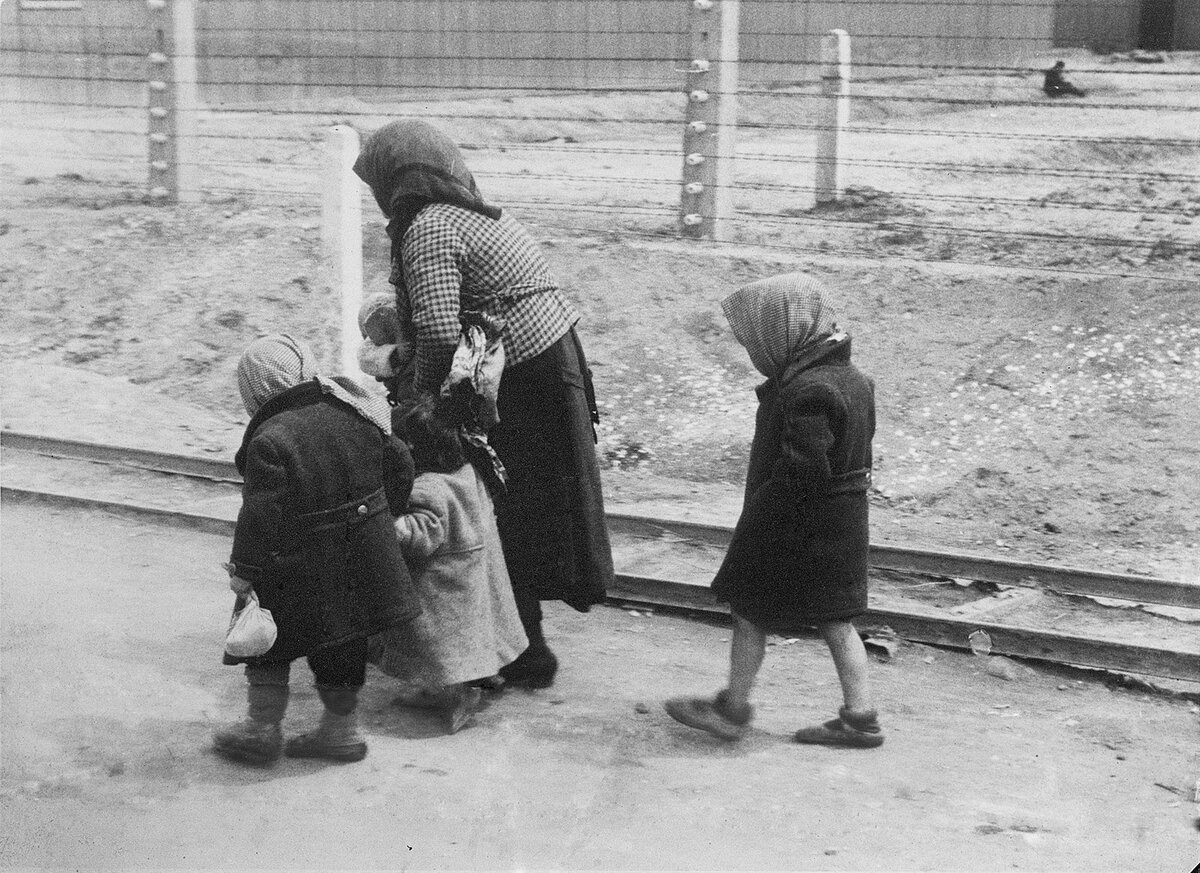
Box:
370, 392, 528, 733
665, 273, 884, 748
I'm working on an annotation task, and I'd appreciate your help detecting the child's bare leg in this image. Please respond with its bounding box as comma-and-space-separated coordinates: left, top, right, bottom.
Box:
819, 620, 871, 713
725, 612, 767, 709
794, 621, 883, 746
663, 611, 760, 740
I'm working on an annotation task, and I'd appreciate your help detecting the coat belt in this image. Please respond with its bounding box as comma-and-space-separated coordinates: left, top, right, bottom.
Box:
296, 486, 390, 532
820, 468, 872, 496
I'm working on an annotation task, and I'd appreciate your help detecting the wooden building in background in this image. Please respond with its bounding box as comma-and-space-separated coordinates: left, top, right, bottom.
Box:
1054, 0, 1200, 52
1, 0, 1089, 108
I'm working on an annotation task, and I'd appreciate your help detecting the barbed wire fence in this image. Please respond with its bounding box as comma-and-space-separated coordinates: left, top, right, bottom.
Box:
3, 0, 1200, 288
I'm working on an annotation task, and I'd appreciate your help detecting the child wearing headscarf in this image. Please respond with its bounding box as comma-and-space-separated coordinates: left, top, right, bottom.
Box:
664, 274, 884, 748
353, 119, 613, 689
213, 334, 419, 766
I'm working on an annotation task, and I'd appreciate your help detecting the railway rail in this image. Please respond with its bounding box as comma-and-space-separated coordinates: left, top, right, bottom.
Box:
3, 429, 1198, 684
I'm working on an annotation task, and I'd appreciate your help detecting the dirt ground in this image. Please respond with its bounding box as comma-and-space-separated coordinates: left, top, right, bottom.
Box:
1, 500, 1198, 871
2, 173, 1198, 582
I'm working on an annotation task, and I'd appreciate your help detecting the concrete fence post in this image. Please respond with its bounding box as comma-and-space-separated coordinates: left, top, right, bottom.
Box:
322, 126, 364, 378
815, 29, 850, 205
145, 0, 177, 203
172, 0, 199, 203
680, 0, 739, 241
145, 0, 198, 203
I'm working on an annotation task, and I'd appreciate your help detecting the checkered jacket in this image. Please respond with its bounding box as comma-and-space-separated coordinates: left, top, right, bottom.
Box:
391, 204, 580, 392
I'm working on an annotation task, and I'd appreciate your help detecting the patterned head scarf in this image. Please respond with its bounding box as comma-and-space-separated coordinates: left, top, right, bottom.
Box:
352, 120, 502, 260
721, 273, 839, 379
237, 334, 315, 417
236, 334, 392, 431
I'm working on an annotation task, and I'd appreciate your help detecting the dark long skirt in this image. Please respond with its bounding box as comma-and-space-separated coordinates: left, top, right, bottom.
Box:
488, 328, 613, 611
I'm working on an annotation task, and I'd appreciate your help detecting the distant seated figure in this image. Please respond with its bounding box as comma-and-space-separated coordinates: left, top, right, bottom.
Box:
1043, 60, 1086, 97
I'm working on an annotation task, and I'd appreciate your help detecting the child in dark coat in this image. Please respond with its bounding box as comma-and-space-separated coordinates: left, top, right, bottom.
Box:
664, 274, 884, 748
213, 334, 419, 765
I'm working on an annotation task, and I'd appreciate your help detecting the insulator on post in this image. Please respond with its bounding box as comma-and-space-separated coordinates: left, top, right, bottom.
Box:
690, 59, 711, 73
692, 0, 714, 10
148, 52, 168, 64
149, 133, 169, 144
688, 89, 709, 103
685, 153, 705, 166
683, 213, 704, 226
146, 0, 166, 10
685, 182, 704, 195
149, 80, 167, 91
151, 160, 170, 172
149, 186, 171, 199
688, 120, 708, 133
149, 107, 168, 118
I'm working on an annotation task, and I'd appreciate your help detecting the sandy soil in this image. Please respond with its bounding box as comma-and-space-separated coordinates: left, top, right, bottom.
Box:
2, 164, 1198, 581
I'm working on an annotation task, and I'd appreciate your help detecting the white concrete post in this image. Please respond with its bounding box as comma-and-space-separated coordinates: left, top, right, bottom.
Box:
815, 29, 850, 205
172, 0, 200, 203
145, 0, 176, 203
680, 0, 739, 241
145, 0, 198, 203
322, 126, 364, 377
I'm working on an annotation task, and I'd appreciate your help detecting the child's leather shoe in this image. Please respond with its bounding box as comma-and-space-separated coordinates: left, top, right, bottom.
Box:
664, 689, 753, 741
793, 706, 884, 748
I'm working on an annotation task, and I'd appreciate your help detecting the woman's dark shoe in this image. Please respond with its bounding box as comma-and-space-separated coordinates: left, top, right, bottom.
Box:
793, 706, 884, 748
498, 644, 559, 689
664, 690, 753, 741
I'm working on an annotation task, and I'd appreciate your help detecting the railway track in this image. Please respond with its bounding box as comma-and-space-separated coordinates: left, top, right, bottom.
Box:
3, 429, 1199, 684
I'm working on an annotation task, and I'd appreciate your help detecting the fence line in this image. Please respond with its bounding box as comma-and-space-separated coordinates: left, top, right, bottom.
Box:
11, 109, 1200, 148
13, 45, 1200, 79
3, 2, 1198, 284
15, 145, 1199, 204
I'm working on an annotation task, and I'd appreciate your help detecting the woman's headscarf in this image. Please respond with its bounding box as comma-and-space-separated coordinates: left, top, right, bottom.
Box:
352, 120, 502, 261
236, 334, 392, 432
720, 273, 839, 379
